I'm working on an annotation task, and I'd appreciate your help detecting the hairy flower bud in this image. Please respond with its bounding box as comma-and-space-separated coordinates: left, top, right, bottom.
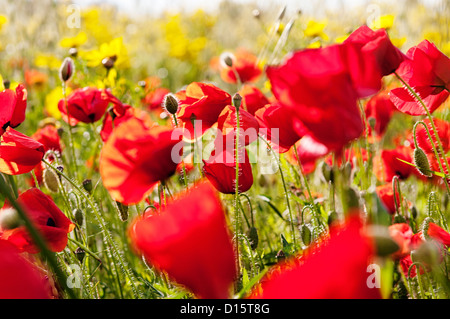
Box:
59, 57, 75, 82
0, 207, 22, 230
43, 168, 60, 193
163, 93, 179, 115
413, 147, 432, 177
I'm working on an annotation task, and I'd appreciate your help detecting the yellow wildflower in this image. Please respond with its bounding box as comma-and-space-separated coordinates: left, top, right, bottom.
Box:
45, 86, 72, 119
81, 37, 130, 69
370, 14, 395, 30
0, 15, 7, 31
60, 31, 88, 49
304, 20, 329, 41
34, 54, 62, 70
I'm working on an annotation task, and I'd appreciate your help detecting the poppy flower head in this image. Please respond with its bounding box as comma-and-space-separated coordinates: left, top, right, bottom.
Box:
365, 91, 398, 137
58, 87, 123, 124
219, 49, 262, 84
0, 188, 74, 254
128, 182, 237, 299
376, 184, 401, 215
100, 117, 183, 205
238, 85, 270, 115
0, 127, 45, 175
389, 40, 450, 115
142, 87, 171, 111
175, 82, 231, 138
0, 83, 27, 134
217, 105, 260, 146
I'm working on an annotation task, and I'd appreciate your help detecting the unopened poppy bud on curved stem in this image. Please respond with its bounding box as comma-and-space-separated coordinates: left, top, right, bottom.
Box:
163, 93, 179, 115
59, 57, 75, 82
232, 93, 242, 112
412, 121, 433, 178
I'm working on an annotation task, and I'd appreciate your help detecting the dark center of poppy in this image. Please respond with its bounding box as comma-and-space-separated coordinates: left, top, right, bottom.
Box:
46, 218, 56, 227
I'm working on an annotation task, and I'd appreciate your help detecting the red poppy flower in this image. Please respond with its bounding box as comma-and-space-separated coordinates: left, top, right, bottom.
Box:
0, 240, 51, 299
238, 85, 270, 115
375, 146, 415, 182
142, 87, 171, 111
128, 182, 236, 299
58, 87, 123, 124
266, 43, 366, 153
248, 214, 381, 299
0, 188, 74, 253
219, 49, 262, 84
100, 104, 154, 142
0, 127, 45, 175
285, 136, 330, 175
255, 103, 304, 153
376, 184, 401, 215
344, 25, 406, 77
217, 105, 260, 146
202, 136, 253, 194
175, 82, 231, 137
99, 117, 183, 205
365, 91, 398, 137
389, 40, 450, 115
415, 118, 450, 155
0, 83, 27, 134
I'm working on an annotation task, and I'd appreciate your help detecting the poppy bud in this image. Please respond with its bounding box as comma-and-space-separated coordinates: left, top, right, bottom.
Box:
73, 208, 83, 227
393, 214, 406, 224
102, 57, 115, 70
221, 52, 234, 68
74, 247, 85, 263
43, 168, 60, 193
0, 207, 22, 230
69, 47, 78, 58
276, 249, 285, 261
327, 211, 339, 227
413, 147, 432, 177
3, 79, 10, 89
342, 186, 359, 212
247, 226, 259, 250
421, 217, 433, 241
368, 117, 376, 131
59, 57, 75, 82
233, 93, 242, 111
163, 93, 179, 115
116, 201, 128, 222
82, 179, 93, 193
410, 241, 440, 268
300, 224, 312, 246
410, 205, 418, 219
321, 161, 334, 183
252, 9, 260, 19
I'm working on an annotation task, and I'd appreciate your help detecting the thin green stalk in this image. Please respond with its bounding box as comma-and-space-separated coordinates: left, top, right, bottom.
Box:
172, 114, 188, 189
62, 82, 78, 181
234, 103, 242, 280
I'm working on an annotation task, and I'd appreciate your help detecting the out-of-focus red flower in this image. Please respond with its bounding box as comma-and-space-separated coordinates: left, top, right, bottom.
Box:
128, 182, 236, 299
390, 40, 450, 115
25, 69, 48, 87
58, 87, 123, 125
100, 104, 154, 142
217, 105, 259, 146
324, 147, 369, 169
99, 117, 182, 205
0, 240, 51, 299
142, 87, 171, 111
415, 118, 450, 155
374, 146, 415, 182
285, 136, 329, 175
175, 82, 231, 137
376, 184, 401, 215
344, 25, 406, 78
266, 43, 365, 153
388, 223, 414, 259
0, 127, 45, 175
0, 188, 74, 254
365, 91, 398, 137
248, 214, 381, 299
0, 83, 27, 134
202, 136, 254, 194
255, 103, 304, 153
238, 85, 270, 115
219, 49, 262, 84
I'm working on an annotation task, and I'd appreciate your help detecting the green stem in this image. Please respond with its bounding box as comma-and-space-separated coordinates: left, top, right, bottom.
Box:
234, 105, 242, 280
62, 82, 78, 181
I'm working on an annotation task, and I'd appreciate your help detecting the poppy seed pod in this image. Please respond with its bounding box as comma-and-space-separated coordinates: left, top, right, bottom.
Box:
163, 93, 179, 115
413, 147, 432, 177
233, 93, 242, 111
43, 168, 60, 193
0, 208, 22, 230
59, 57, 75, 82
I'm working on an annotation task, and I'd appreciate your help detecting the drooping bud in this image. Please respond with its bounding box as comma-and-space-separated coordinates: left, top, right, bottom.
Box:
247, 226, 259, 250
0, 208, 22, 230
116, 201, 128, 222
163, 93, 179, 115
413, 147, 432, 177
102, 57, 115, 70
220, 52, 234, 68
73, 208, 83, 227
327, 210, 339, 227
300, 224, 312, 246
368, 117, 376, 131
82, 179, 93, 193
68, 47, 78, 58
320, 161, 334, 183
74, 247, 85, 263
3, 79, 10, 89
252, 9, 261, 19
59, 57, 75, 82
43, 168, 60, 193
421, 217, 433, 241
